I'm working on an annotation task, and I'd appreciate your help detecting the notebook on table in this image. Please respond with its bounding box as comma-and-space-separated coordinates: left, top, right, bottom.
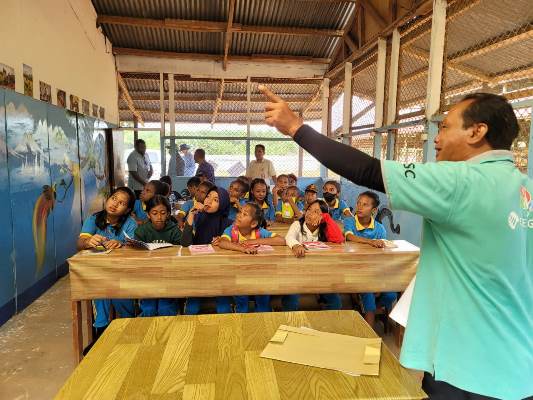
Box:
302, 241, 331, 251
125, 234, 173, 251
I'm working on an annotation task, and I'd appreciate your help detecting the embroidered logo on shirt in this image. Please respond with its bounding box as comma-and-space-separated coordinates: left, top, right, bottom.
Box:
508, 186, 533, 230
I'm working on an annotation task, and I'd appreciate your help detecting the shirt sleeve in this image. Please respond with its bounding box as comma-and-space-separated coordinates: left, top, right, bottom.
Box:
170, 226, 182, 245
375, 223, 387, 240
265, 204, 275, 221
127, 153, 138, 172
133, 224, 146, 241
382, 160, 462, 224
343, 216, 355, 237
259, 228, 275, 238
221, 226, 232, 241
285, 221, 302, 249
177, 200, 192, 216
339, 199, 350, 213
80, 215, 97, 237
122, 217, 137, 241
275, 199, 282, 215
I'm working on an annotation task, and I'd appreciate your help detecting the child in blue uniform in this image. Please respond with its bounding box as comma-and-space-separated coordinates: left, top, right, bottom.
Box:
344, 191, 396, 328
135, 195, 182, 316
275, 185, 304, 223
322, 180, 352, 220
176, 179, 212, 225
132, 180, 168, 224
228, 179, 249, 221
77, 186, 137, 341
249, 178, 275, 224
218, 202, 287, 312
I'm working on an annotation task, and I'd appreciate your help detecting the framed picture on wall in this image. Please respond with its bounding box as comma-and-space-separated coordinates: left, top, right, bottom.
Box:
92, 104, 98, 117
40, 81, 51, 103
70, 95, 79, 112
82, 99, 90, 115
57, 89, 66, 108
23, 64, 33, 97
0, 63, 15, 90
99, 106, 105, 120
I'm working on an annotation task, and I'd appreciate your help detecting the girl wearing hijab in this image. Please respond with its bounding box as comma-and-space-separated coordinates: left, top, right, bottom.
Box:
181, 186, 233, 314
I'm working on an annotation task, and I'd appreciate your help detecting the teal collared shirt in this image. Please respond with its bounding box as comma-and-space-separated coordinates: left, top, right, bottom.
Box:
382, 150, 533, 399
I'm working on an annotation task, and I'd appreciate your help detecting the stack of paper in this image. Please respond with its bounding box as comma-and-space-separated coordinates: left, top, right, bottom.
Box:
260, 325, 382, 376
302, 241, 331, 251
189, 244, 215, 255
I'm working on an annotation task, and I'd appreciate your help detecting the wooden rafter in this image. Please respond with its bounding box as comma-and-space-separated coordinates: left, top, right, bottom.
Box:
97, 15, 344, 37
223, 0, 236, 71
211, 79, 225, 126
119, 109, 321, 116
117, 72, 143, 125
113, 47, 330, 64
127, 94, 317, 103
359, 0, 387, 29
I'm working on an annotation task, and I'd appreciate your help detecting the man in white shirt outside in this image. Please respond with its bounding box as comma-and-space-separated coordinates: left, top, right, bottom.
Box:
127, 139, 153, 198
246, 144, 277, 184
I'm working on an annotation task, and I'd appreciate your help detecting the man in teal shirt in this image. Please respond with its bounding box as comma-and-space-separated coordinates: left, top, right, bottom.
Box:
260, 86, 532, 400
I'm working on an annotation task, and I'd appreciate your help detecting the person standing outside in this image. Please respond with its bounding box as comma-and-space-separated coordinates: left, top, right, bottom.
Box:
194, 148, 215, 183
246, 144, 277, 185
167, 145, 185, 177
127, 139, 153, 198
259, 85, 533, 400
181, 144, 196, 177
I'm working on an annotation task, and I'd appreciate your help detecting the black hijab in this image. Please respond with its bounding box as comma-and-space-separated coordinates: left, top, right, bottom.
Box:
193, 186, 232, 244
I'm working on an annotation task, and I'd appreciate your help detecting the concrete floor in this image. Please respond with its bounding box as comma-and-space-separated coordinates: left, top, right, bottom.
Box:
0, 276, 406, 399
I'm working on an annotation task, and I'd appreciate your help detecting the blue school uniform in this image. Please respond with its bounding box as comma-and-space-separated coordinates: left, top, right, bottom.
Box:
176, 199, 195, 218
133, 199, 148, 221
80, 214, 137, 327
228, 198, 247, 221
343, 215, 396, 312
326, 198, 350, 220
259, 200, 276, 222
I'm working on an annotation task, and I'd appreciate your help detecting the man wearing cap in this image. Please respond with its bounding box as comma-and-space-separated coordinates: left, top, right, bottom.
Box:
180, 144, 196, 177
259, 85, 532, 400
303, 184, 318, 209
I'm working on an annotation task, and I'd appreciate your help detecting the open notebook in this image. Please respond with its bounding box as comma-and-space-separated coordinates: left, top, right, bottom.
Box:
302, 241, 331, 251
124, 233, 173, 251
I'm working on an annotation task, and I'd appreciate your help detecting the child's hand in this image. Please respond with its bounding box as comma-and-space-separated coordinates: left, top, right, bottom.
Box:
275, 215, 283, 223
86, 234, 107, 248
104, 240, 122, 249
370, 239, 386, 248
211, 236, 221, 246
229, 196, 239, 204
292, 245, 306, 258
244, 239, 259, 245
242, 246, 258, 254
266, 221, 272, 228
191, 203, 204, 214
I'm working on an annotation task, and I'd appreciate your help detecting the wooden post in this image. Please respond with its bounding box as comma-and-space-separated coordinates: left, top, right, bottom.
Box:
84, 300, 94, 345
342, 62, 352, 145
321, 78, 330, 178
386, 29, 401, 160
423, 0, 447, 162
374, 38, 387, 158
71, 301, 83, 364
246, 77, 251, 169
168, 73, 175, 176
160, 73, 166, 175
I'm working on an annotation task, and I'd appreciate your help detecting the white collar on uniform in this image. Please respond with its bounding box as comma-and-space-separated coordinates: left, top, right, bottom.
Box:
466, 150, 514, 164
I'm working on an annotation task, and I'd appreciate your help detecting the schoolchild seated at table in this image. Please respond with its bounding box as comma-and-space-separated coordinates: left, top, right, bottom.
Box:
176, 179, 213, 227
275, 185, 304, 223
248, 178, 276, 224
285, 199, 345, 310
322, 180, 352, 220
344, 191, 397, 327
217, 202, 286, 312
135, 195, 182, 317
132, 180, 168, 224
228, 179, 249, 221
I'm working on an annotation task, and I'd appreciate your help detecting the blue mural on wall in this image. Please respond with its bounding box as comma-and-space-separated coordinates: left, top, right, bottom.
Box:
78, 115, 108, 221
48, 107, 82, 266
0, 90, 16, 321
5, 91, 56, 294
0, 89, 109, 325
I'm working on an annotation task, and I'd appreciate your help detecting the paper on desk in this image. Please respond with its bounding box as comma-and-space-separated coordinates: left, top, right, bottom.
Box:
260, 325, 381, 376
389, 276, 416, 327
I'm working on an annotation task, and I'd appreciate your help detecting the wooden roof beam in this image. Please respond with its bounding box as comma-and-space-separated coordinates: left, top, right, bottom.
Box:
114, 47, 330, 64
117, 72, 143, 125
359, 0, 387, 29
97, 15, 344, 37
223, 0, 236, 71
120, 109, 321, 115
127, 94, 317, 103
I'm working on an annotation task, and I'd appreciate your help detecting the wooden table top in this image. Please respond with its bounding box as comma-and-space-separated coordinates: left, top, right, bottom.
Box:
55, 311, 426, 400
68, 241, 419, 300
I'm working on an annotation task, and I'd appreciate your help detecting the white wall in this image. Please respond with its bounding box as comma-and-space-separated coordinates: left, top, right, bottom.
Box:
0, 0, 118, 124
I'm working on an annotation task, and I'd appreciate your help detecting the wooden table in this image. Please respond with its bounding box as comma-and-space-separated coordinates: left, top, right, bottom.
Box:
68, 241, 419, 363
56, 311, 426, 400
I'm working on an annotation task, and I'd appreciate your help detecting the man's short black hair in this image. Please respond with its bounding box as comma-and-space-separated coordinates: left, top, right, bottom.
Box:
231, 179, 249, 194
134, 139, 146, 147
195, 148, 206, 158
255, 144, 265, 152
358, 191, 380, 208
461, 93, 519, 150
187, 176, 201, 187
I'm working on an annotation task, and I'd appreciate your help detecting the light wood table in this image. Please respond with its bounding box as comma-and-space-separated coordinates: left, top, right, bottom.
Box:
56, 311, 426, 400
68, 241, 419, 363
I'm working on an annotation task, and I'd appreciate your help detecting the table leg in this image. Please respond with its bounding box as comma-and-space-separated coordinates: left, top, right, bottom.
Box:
85, 300, 94, 345
71, 301, 83, 365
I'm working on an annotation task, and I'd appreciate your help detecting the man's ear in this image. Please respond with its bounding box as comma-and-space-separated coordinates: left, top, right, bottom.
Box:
467, 122, 489, 145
